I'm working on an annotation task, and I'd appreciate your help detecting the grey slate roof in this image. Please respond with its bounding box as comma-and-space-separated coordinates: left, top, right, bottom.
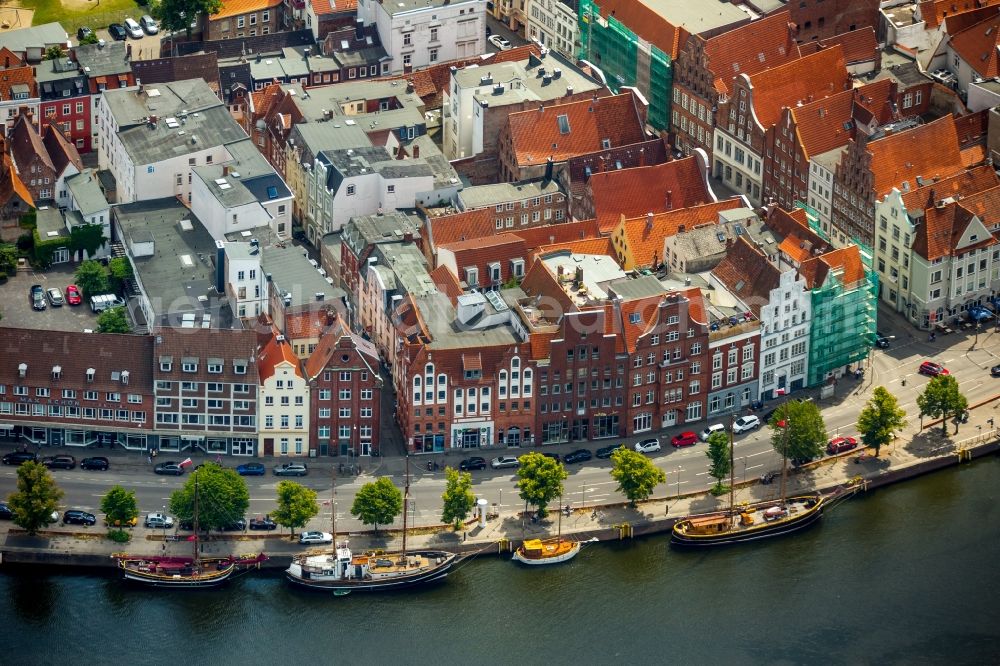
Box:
193, 139, 291, 209
116, 105, 248, 166
0, 22, 67, 53
65, 170, 109, 217
104, 79, 224, 129
74, 41, 131, 77
458, 179, 561, 210
261, 243, 344, 308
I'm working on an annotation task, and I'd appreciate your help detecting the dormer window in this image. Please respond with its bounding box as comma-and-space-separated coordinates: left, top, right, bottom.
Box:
208, 358, 223, 374
182, 360, 198, 373
234, 361, 247, 375
159, 356, 173, 372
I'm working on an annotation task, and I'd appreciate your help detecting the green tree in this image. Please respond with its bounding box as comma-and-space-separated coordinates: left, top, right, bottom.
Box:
516, 452, 568, 517
152, 0, 222, 37
80, 32, 99, 45
7, 461, 63, 536
770, 399, 827, 463
917, 374, 968, 435
74, 259, 109, 298
350, 477, 403, 535
169, 465, 249, 531
100, 485, 139, 531
108, 257, 133, 291
705, 430, 732, 493
272, 480, 319, 539
44, 45, 63, 61
69, 224, 106, 260
857, 386, 908, 456
97, 306, 131, 334
610, 447, 666, 506
441, 466, 476, 529
0, 243, 17, 273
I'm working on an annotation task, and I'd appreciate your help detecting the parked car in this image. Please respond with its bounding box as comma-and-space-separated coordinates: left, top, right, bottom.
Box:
123, 17, 144, 39
30, 284, 46, 310
458, 456, 487, 471
488, 34, 511, 50
919, 361, 949, 377
77, 26, 93, 41
249, 517, 277, 531
236, 462, 266, 476
220, 518, 247, 531
490, 456, 520, 469
108, 23, 127, 41
2, 451, 37, 465
634, 438, 661, 454
274, 463, 308, 476
791, 455, 816, 468
63, 509, 96, 526
80, 456, 109, 470
827, 436, 859, 455
154, 461, 185, 475
699, 423, 726, 441
0, 502, 11, 519
732, 415, 761, 434
670, 431, 698, 448
564, 449, 592, 464
41, 455, 76, 470
140, 14, 158, 34
541, 452, 561, 462
991, 364, 1000, 378
875, 331, 891, 349
46, 287, 64, 307
299, 531, 333, 545
65, 284, 82, 305
144, 512, 174, 529
595, 445, 621, 459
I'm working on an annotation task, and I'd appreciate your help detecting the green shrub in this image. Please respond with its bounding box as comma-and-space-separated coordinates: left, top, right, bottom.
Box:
107, 529, 131, 543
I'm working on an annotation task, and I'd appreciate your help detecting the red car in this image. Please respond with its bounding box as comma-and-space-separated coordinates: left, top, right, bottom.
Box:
65, 284, 82, 306
827, 436, 858, 455
670, 431, 698, 448
918, 361, 949, 377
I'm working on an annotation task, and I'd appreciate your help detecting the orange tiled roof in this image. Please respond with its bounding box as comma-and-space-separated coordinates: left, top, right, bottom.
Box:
0, 153, 33, 209
799, 245, 866, 290
899, 164, 999, 211
614, 198, 745, 268
510, 219, 604, 253
911, 198, 995, 261
312, 0, 355, 15
589, 156, 713, 233
815, 27, 878, 65
284, 310, 333, 340
789, 80, 894, 161
746, 45, 849, 130
867, 115, 965, 197
619, 294, 669, 353
953, 109, 989, 148
0, 63, 36, 101
712, 236, 780, 317
701, 10, 801, 97
529, 331, 556, 360
213, 0, 283, 20
949, 13, 1000, 78
919, 0, 1000, 27
426, 208, 496, 247
506, 92, 646, 167
257, 334, 301, 381
951, 183, 1000, 227
251, 81, 284, 117
961, 144, 986, 167
429, 264, 463, 306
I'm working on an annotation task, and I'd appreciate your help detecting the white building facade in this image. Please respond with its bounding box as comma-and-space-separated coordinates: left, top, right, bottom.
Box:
759, 268, 812, 400
258, 337, 311, 457
525, 0, 577, 59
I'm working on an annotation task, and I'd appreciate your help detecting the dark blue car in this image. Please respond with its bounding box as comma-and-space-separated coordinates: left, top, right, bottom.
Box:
236, 462, 266, 476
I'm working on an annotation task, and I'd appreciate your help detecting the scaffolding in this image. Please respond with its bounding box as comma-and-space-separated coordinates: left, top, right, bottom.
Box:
807, 264, 879, 387
578, 0, 672, 131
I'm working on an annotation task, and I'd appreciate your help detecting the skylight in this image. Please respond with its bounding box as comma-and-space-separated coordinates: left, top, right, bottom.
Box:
557, 114, 570, 134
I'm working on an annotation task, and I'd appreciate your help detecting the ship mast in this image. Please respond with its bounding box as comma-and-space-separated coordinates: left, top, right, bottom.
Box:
556, 491, 563, 545
728, 414, 736, 526
192, 472, 199, 564
402, 455, 409, 555
778, 414, 790, 507
330, 466, 337, 551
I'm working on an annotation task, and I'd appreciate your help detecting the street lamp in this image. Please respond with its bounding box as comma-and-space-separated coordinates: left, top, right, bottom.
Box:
742, 456, 747, 485
675, 466, 683, 499
161, 504, 167, 543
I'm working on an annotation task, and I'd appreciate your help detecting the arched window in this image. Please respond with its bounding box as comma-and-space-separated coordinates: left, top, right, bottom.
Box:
511, 357, 520, 369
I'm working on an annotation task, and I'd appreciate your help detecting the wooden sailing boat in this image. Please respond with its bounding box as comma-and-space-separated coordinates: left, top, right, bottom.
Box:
113, 470, 267, 587
285, 457, 458, 593
671, 413, 828, 547
512, 493, 592, 565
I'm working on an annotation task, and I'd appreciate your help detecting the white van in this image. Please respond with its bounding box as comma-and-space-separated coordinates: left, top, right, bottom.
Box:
90, 293, 125, 313
699, 423, 726, 441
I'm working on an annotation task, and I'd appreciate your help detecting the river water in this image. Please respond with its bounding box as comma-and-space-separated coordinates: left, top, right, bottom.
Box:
2, 458, 999, 665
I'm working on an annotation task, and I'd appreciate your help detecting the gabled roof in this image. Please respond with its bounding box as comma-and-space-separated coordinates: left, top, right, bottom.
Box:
746, 45, 849, 130
429, 264, 463, 305
920, 0, 1000, 28
258, 333, 302, 382
510, 219, 604, 253
701, 10, 800, 97
806, 27, 879, 65
303, 321, 378, 380
589, 156, 713, 233
949, 13, 1000, 78
535, 236, 615, 258
0, 61, 37, 101
789, 80, 896, 160
213, 0, 283, 20
614, 198, 745, 268
506, 92, 646, 167
951, 183, 1000, 228
42, 124, 83, 176
899, 164, 999, 212
312, 0, 356, 15
712, 236, 781, 317
589, 0, 682, 59
798, 245, 866, 290
284, 309, 335, 340
8, 115, 53, 173
867, 115, 965, 197
0, 153, 33, 209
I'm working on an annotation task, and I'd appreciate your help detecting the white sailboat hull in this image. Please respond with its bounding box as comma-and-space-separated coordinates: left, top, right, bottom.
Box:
512, 540, 582, 565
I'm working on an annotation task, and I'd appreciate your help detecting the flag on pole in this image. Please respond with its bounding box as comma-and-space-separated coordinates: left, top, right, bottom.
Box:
179, 457, 193, 467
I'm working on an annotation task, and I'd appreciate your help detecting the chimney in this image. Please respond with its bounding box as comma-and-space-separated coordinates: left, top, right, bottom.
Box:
544, 156, 554, 182
665, 190, 673, 210
646, 212, 654, 230
557, 265, 565, 280
413, 145, 420, 158
355, 18, 365, 40
678, 224, 686, 233
326, 309, 336, 325
406, 80, 415, 94
223, 165, 229, 177
574, 265, 584, 287
638, 147, 645, 167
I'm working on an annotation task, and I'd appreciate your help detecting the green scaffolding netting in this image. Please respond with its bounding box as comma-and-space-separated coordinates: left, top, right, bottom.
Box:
807, 264, 880, 387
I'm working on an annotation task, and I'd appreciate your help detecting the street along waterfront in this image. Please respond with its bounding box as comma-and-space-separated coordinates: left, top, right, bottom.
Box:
2, 457, 998, 664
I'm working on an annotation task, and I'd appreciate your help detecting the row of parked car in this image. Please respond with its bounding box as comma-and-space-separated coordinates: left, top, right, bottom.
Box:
79, 16, 158, 43
28, 284, 82, 310
152, 461, 308, 476
1, 451, 110, 469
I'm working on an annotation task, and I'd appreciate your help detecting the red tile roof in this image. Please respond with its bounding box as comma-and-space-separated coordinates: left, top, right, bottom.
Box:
42, 124, 83, 176
429, 264, 463, 306
911, 193, 999, 262
425, 208, 496, 247
534, 236, 615, 259
0, 153, 33, 209
511, 219, 604, 253
798, 245, 866, 290
9, 115, 53, 174
701, 10, 801, 97
919, 0, 1000, 28
746, 45, 849, 130
950, 183, 1000, 227
506, 92, 646, 167
284, 309, 335, 340
949, 13, 1000, 77
0, 63, 36, 102
867, 115, 965, 197
711, 236, 780, 317
813, 27, 879, 65
312, 0, 355, 14
214, 0, 283, 20
619, 294, 667, 353
589, 156, 713, 233
258, 333, 302, 381
899, 164, 999, 211
613, 199, 746, 268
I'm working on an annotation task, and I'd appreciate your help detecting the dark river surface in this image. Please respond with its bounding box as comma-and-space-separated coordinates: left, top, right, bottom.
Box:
2, 457, 999, 665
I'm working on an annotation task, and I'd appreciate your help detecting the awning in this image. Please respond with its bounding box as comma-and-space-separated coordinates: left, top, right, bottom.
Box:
0, 423, 15, 430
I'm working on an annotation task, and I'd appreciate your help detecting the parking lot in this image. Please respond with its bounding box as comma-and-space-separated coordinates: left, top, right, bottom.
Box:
0, 266, 102, 333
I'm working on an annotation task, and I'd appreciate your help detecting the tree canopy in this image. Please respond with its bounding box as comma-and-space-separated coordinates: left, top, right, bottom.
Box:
97, 306, 131, 334
7, 461, 63, 535
705, 430, 732, 493
350, 477, 403, 535
169, 464, 249, 531
272, 480, 319, 538
917, 374, 968, 435
441, 466, 476, 529
857, 386, 907, 456
610, 447, 666, 506
101, 485, 139, 529
74, 260, 109, 298
769, 399, 827, 462
152, 0, 222, 36
516, 452, 568, 517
